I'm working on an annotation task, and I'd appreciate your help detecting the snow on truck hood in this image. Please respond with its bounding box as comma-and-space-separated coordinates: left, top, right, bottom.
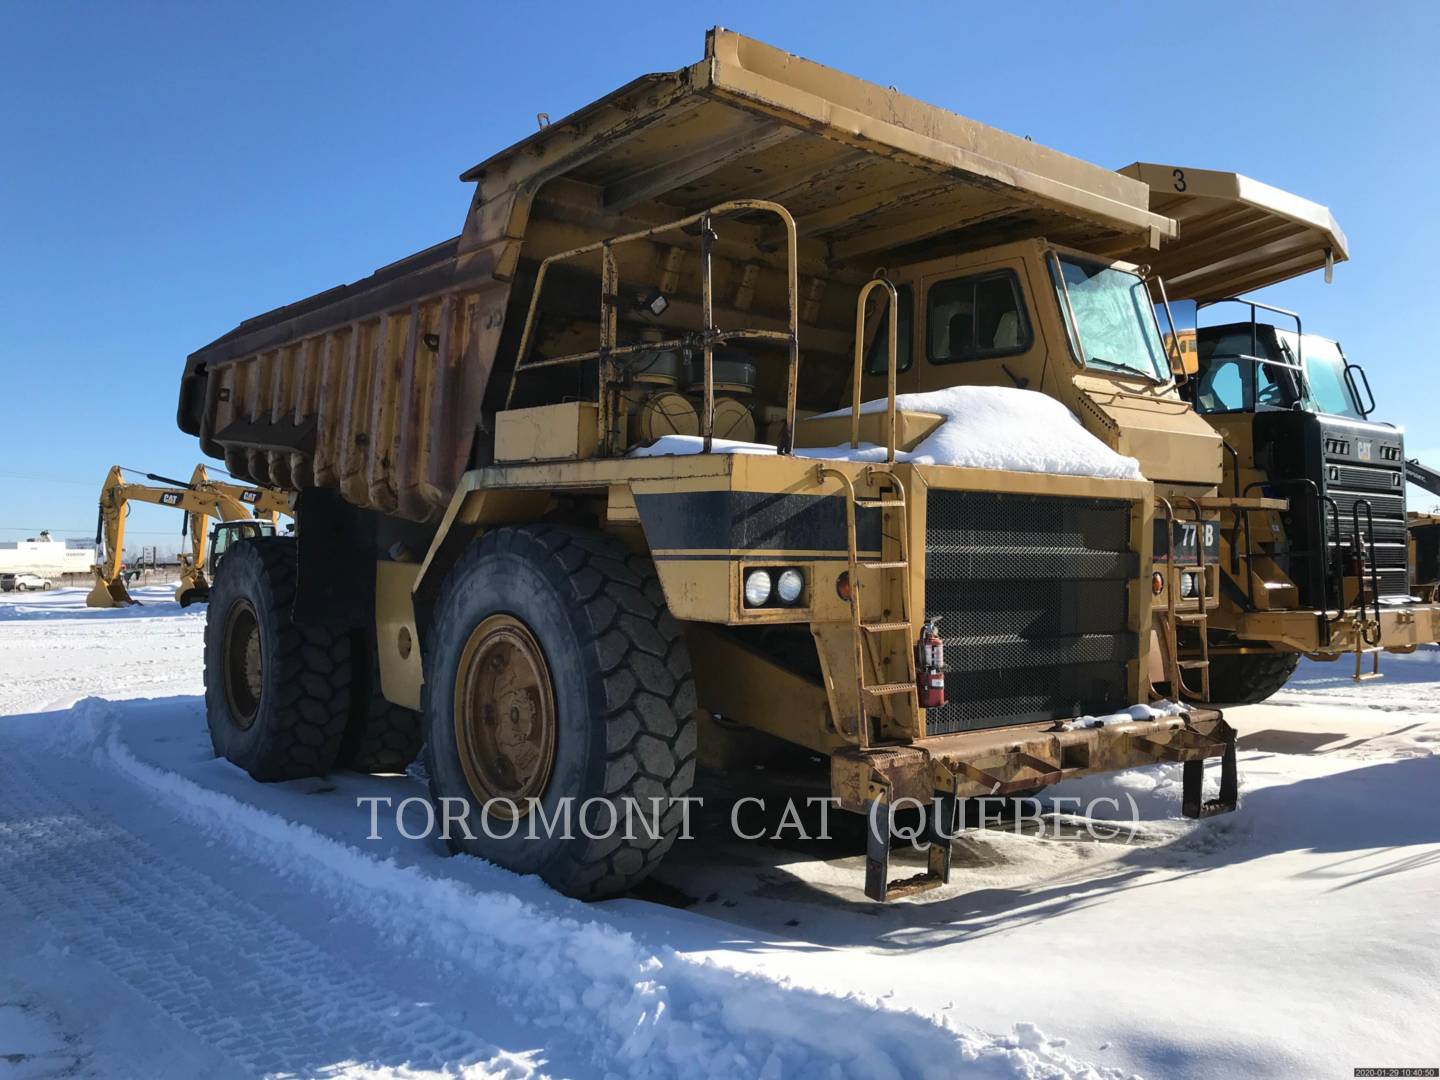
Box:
629, 386, 1144, 481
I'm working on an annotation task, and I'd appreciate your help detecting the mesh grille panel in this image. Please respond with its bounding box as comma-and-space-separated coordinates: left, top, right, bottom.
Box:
1332, 464, 1402, 495
924, 491, 1135, 734
1328, 463, 1410, 597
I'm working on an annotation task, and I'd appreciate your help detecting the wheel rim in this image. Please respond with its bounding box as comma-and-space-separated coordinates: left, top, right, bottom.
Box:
222, 599, 262, 730
453, 614, 557, 818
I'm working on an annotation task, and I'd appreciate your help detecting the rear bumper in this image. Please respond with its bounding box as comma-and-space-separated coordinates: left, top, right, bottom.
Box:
1231, 602, 1440, 654
831, 708, 1234, 809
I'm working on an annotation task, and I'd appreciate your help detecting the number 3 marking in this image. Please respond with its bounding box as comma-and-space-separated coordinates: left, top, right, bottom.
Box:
1172, 168, 1187, 192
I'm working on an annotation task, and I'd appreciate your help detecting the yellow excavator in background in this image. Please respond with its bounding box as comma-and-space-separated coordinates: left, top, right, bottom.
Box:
86, 465, 287, 608
193, 469, 292, 527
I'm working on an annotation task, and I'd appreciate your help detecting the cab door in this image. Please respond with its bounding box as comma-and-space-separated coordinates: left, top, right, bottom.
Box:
912, 256, 1049, 394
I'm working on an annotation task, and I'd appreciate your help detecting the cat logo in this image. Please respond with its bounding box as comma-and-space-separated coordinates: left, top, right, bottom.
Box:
241, 491, 259, 503
1357, 439, 1373, 462
160, 492, 182, 506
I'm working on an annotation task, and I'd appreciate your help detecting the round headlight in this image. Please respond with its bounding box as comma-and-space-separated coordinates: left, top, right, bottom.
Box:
1180, 572, 1198, 598
743, 569, 772, 607
775, 568, 804, 605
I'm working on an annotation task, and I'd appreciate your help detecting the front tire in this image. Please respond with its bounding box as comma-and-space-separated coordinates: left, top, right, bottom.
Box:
423, 526, 697, 900
204, 538, 353, 781
1206, 650, 1301, 706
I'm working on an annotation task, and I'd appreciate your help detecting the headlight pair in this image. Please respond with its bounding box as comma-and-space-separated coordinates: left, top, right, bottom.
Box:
743, 567, 805, 608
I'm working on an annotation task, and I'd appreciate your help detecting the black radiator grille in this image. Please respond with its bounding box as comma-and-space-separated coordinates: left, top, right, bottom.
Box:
924, 491, 1137, 734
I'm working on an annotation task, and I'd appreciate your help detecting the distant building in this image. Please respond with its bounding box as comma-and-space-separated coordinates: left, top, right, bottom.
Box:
0, 531, 96, 576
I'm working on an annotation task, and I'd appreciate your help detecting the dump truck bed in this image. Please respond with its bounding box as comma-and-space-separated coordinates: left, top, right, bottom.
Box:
1118, 162, 1349, 300
178, 28, 1179, 521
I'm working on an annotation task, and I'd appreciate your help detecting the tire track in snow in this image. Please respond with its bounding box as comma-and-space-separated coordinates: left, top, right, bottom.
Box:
63, 697, 1127, 1080
0, 744, 536, 1079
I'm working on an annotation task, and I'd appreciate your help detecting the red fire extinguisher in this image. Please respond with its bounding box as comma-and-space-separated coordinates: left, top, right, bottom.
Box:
916, 618, 946, 708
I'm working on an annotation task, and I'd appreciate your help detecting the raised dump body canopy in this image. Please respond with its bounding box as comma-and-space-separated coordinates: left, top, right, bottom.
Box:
179, 28, 1177, 521
1117, 162, 1349, 301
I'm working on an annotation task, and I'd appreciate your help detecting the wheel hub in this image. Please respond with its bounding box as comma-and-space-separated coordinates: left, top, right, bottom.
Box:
222, 599, 262, 730
454, 615, 557, 817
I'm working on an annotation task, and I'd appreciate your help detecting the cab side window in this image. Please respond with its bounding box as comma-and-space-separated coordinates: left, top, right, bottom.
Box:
927, 270, 1031, 364
1193, 357, 1246, 413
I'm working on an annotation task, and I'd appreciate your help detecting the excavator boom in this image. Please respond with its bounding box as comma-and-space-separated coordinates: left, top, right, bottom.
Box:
1408, 458, 1440, 500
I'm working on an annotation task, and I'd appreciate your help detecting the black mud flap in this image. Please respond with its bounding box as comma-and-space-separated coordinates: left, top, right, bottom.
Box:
1183, 723, 1238, 818
293, 487, 377, 629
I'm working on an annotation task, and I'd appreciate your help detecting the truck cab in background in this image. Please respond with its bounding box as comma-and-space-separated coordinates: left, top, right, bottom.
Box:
205, 519, 277, 579
870, 163, 1440, 703
1192, 305, 1408, 596
1113, 162, 1440, 700
1174, 297, 1439, 688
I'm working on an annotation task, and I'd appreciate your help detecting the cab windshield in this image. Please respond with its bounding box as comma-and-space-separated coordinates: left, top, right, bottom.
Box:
1281, 331, 1365, 419
1051, 254, 1170, 381
1192, 324, 1365, 419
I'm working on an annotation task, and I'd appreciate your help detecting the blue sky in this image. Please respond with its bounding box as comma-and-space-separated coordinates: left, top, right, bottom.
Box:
3, 1, 1438, 551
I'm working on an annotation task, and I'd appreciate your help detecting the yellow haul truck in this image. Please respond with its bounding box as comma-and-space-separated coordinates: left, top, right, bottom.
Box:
176, 29, 1241, 901
1119, 164, 1440, 697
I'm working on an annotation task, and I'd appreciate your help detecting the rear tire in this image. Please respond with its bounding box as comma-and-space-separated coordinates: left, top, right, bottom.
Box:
204, 538, 352, 781
1206, 650, 1301, 706
422, 525, 698, 900
337, 635, 424, 774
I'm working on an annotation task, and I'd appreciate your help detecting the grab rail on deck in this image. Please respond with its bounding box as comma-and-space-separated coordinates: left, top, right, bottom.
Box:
506, 199, 801, 457
849, 277, 900, 463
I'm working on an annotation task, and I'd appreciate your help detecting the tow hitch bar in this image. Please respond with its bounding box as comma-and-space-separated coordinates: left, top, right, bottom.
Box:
1180, 725, 1238, 818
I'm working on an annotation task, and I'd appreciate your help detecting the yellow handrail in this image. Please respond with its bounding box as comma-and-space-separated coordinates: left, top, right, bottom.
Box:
851, 277, 899, 463
506, 199, 802, 455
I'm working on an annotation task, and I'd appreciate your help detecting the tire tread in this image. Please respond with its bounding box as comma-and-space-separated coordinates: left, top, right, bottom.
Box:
204, 538, 352, 781
426, 525, 697, 899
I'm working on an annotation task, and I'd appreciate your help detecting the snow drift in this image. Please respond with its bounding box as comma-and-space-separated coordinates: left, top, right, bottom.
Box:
631, 386, 1143, 482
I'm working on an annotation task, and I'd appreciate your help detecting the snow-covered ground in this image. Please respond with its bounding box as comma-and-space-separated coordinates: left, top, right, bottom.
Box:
2, 586, 1438, 1078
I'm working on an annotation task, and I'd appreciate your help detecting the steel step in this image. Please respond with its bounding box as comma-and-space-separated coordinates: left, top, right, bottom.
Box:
862, 682, 917, 697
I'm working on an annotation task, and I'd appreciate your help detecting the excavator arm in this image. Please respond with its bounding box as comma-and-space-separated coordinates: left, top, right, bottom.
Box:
189, 467, 291, 526
87, 465, 252, 608
1408, 458, 1440, 500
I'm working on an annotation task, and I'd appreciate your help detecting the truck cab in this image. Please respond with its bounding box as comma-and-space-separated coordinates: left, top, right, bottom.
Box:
1191, 320, 1371, 420
861, 239, 1226, 662
862, 240, 1221, 495
207, 519, 277, 577
1185, 307, 1410, 603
